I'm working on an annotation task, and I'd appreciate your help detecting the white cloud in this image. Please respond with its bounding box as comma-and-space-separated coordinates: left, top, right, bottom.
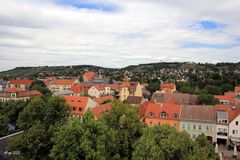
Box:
0, 0, 239, 71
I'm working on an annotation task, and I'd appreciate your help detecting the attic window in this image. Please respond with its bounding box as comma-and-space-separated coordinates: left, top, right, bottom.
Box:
73, 107, 76, 111
79, 108, 82, 112
160, 112, 167, 118
173, 114, 179, 119
149, 112, 154, 117
71, 100, 74, 102
78, 100, 81, 102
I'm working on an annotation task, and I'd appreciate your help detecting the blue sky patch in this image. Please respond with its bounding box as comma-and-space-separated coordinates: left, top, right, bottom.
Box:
182, 42, 237, 49
56, 0, 117, 12
188, 20, 226, 30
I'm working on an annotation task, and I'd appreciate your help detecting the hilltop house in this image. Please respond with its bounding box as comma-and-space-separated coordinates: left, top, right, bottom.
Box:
179, 105, 217, 143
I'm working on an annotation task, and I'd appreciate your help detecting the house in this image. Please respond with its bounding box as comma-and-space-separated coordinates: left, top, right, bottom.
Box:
151, 92, 198, 105
228, 109, 240, 143
91, 102, 112, 119
93, 95, 115, 105
70, 83, 93, 95
64, 95, 98, 117
125, 96, 145, 106
216, 109, 229, 145
48, 79, 79, 92
7, 80, 34, 90
118, 82, 142, 101
88, 84, 106, 98
159, 83, 176, 93
0, 88, 42, 102
82, 71, 96, 82
138, 100, 181, 130
179, 105, 217, 143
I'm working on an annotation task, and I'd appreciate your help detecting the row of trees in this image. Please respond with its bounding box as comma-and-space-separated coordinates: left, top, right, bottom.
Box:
4, 98, 217, 160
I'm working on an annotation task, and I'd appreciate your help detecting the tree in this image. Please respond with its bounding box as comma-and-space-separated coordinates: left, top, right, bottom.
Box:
197, 94, 220, 105
101, 101, 144, 159
147, 82, 160, 93
50, 110, 118, 160
29, 80, 52, 97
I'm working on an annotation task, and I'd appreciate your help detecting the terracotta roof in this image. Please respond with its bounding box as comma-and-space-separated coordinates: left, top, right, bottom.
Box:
138, 101, 181, 120
9, 80, 34, 85
83, 71, 96, 81
215, 93, 235, 104
180, 105, 216, 123
64, 96, 90, 116
70, 83, 93, 94
125, 96, 144, 105
216, 104, 240, 122
93, 95, 115, 105
106, 84, 119, 91
160, 83, 176, 90
152, 93, 198, 105
4, 88, 25, 92
0, 90, 42, 98
94, 84, 105, 91
51, 79, 75, 85
91, 102, 111, 119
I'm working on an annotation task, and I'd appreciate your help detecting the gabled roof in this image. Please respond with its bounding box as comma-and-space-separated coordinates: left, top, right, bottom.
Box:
180, 105, 216, 123
125, 96, 144, 105
64, 96, 90, 116
152, 92, 198, 105
138, 101, 181, 120
91, 102, 111, 119
93, 95, 115, 105
51, 79, 75, 85
70, 83, 93, 93
8, 80, 34, 85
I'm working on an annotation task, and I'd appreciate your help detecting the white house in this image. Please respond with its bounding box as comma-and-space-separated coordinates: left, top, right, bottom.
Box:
216, 110, 229, 145
229, 113, 240, 143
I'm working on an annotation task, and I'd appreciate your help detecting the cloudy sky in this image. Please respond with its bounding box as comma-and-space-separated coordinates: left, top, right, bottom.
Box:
0, 0, 240, 71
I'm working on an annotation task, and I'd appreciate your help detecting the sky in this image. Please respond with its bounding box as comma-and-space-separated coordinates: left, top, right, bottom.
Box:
0, 0, 240, 71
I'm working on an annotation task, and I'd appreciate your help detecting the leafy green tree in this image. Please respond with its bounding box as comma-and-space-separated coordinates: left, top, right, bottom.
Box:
197, 94, 220, 105
29, 80, 52, 97
50, 110, 118, 160
101, 101, 144, 159
17, 97, 46, 130
147, 82, 160, 93
205, 85, 221, 95
7, 122, 51, 160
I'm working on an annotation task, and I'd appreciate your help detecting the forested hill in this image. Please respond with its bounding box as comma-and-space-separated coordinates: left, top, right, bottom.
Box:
1, 62, 240, 85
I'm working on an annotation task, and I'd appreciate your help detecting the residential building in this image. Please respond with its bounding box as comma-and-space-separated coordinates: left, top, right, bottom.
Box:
152, 92, 198, 105
48, 79, 79, 92
88, 84, 111, 98
215, 92, 235, 105
7, 80, 34, 90
216, 110, 229, 145
138, 100, 181, 130
125, 96, 145, 106
70, 83, 93, 95
118, 82, 142, 101
180, 105, 217, 143
64, 95, 98, 117
229, 110, 240, 143
0, 88, 42, 102
158, 83, 176, 93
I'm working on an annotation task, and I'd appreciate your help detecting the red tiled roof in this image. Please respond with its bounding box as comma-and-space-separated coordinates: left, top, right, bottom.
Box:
160, 83, 176, 90
51, 79, 75, 85
70, 83, 93, 94
216, 104, 240, 122
9, 80, 34, 85
106, 84, 119, 91
93, 95, 115, 105
64, 95, 90, 116
0, 90, 42, 98
4, 88, 25, 92
94, 84, 105, 91
138, 101, 181, 120
215, 93, 235, 104
83, 71, 96, 81
91, 102, 111, 119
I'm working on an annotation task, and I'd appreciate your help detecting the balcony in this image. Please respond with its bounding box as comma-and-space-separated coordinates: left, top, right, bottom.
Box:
217, 132, 228, 136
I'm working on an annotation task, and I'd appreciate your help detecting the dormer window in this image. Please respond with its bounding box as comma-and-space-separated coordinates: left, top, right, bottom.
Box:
71, 100, 74, 102
160, 112, 167, 118
72, 107, 76, 111
173, 114, 179, 119
149, 112, 154, 117
79, 108, 82, 112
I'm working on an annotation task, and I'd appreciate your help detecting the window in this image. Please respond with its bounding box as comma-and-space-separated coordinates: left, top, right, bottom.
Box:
188, 124, 191, 130
182, 124, 185, 129
149, 112, 154, 117
206, 126, 209, 131
198, 125, 201, 130
192, 134, 196, 139
173, 114, 178, 119
193, 125, 196, 130
72, 107, 76, 111
79, 108, 82, 112
236, 121, 239, 126
233, 130, 238, 134
160, 112, 167, 118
